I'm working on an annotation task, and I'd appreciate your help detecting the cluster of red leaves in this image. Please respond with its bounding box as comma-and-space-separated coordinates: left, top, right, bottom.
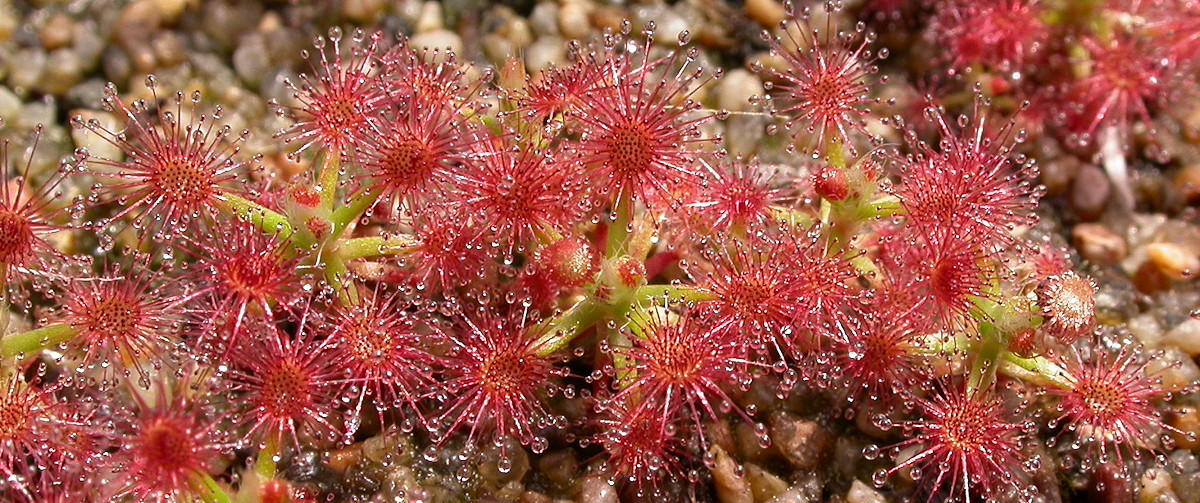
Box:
0, 2, 1194, 501
916, 0, 1200, 152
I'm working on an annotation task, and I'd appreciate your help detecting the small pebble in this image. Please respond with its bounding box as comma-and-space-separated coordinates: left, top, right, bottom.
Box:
100, 47, 132, 87
1126, 214, 1169, 251
0, 86, 20, 123
589, 5, 626, 33
1164, 319, 1200, 356
734, 421, 772, 463
1072, 223, 1127, 266
1173, 472, 1200, 503
1154, 493, 1185, 503
745, 0, 788, 29
122, 37, 158, 73
151, 31, 188, 67
1040, 154, 1082, 196
769, 411, 833, 470
695, 23, 736, 49
508, 18, 534, 49
1133, 260, 1173, 295
1146, 242, 1199, 280
1169, 407, 1200, 451
634, 4, 689, 47
39, 12, 74, 51
1149, 347, 1200, 392
71, 109, 124, 161
744, 463, 788, 502
524, 36, 566, 74
831, 437, 868, 481
17, 101, 54, 130
576, 475, 616, 503
234, 34, 270, 87
118, 0, 163, 34
724, 114, 766, 158
326, 444, 361, 474
528, 2, 559, 37
414, 1, 444, 33
557, 0, 592, 40
482, 33, 515, 64
0, 1, 15, 42
535, 449, 578, 492
478, 443, 530, 486
711, 445, 752, 503
201, 1, 263, 50
1139, 468, 1173, 503
40, 49, 83, 96
1170, 447, 1200, 473
766, 476, 820, 503
520, 490, 553, 503
342, 0, 385, 24
1176, 164, 1200, 205
151, 0, 193, 21
1069, 164, 1111, 221
72, 20, 104, 69
409, 29, 463, 58
1127, 313, 1165, 347
718, 69, 764, 113
8, 48, 47, 92
845, 480, 886, 503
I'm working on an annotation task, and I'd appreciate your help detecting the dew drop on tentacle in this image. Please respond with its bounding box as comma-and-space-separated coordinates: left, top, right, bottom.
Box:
872, 468, 889, 487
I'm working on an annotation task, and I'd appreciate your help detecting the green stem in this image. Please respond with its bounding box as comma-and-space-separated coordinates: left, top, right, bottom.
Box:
848, 254, 883, 286
966, 322, 1003, 393
317, 151, 340, 211
256, 435, 279, 480
610, 324, 636, 388
826, 138, 847, 170
605, 193, 633, 259
534, 297, 605, 357
192, 473, 233, 503
1, 323, 81, 359
0, 267, 8, 342
329, 185, 384, 241
634, 284, 717, 303
339, 235, 419, 261
627, 212, 658, 261
767, 205, 815, 229
864, 195, 904, 219
322, 254, 358, 306
218, 194, 303, 247
1000, 352, 1071, 389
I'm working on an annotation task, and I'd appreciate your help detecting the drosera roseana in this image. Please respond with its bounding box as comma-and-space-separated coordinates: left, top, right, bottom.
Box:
274, 27, 389, 159
0, 372, 105, 498
1045, 339, 1195, 477
59, 261, 178, 388
0, 1, 1197, 501
180, 219, 302, 358
603, 301, 769, 451
105, 370, 226, 503
224, 293, 343, 454
426, 295, 568, 474
757, 4, 881, 158
0, 126, 71, 299
326, 285, 441, 436
871, 379, 1036, 502
73, 78, 255, 242
567, 23, 719, 210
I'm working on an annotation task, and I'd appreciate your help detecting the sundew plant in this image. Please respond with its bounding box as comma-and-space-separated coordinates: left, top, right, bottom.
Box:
1, 0, 1199, 502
